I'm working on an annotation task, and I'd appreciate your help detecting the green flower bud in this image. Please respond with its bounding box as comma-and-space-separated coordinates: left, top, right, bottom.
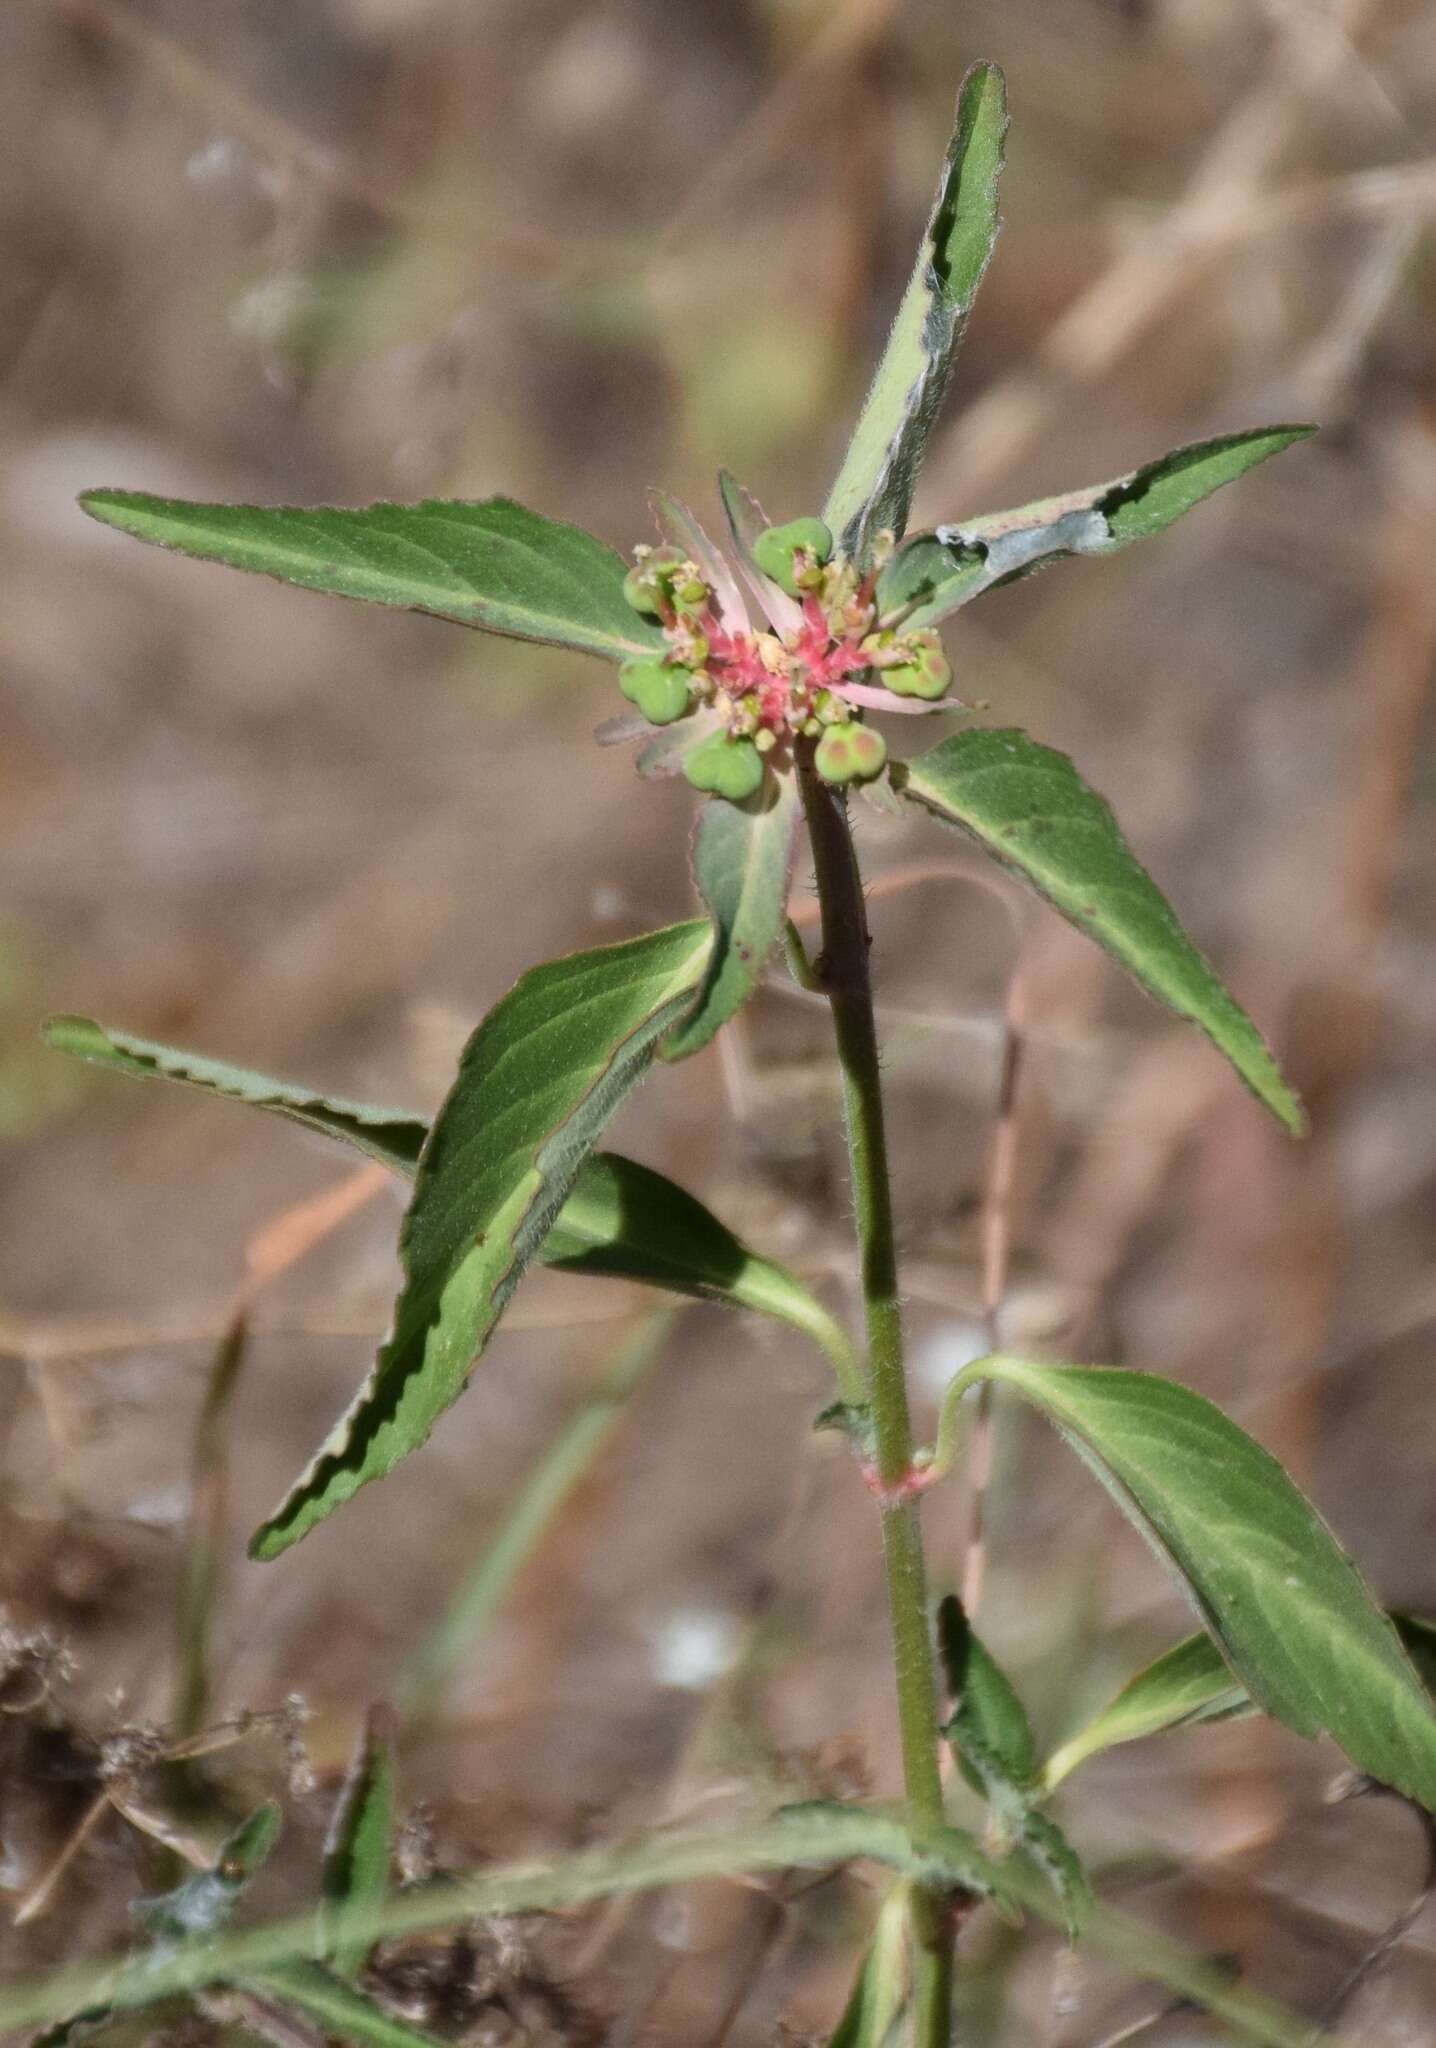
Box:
619, 657, 693, 725
815, 721, 887, 785
754, 517, 834, 598
880, 628, 951, 701
684, 730, 765, 802
623, 561, 663, 617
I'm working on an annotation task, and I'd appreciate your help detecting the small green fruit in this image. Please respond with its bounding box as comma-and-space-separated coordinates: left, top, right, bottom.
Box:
619, 657, 693, 725
684, 730, 765, 801
815, 721, 887, 785
882, 629, 951, 701
755, 518, 834, 597
623, 564, 662, 616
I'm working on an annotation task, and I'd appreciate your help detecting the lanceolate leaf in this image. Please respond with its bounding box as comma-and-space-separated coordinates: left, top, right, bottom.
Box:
44, 1016, 853, 1375
663, 779, 802, 1061
251, 921, 712, 1558
824, 63, 1007, 561
1041, 1611, 1436, 1792
937, 1595, 1035, 1796
252, 1964, 447, 2047
78, 492, 664, 665
544, 1152, 858, 1378
899, 729, 1303, 1133
956, 1357, 1436, 1815
876, 426, 1314, 630
42, 1015, 427, 1175
826, 1881, 914, 2048
937, 1596, 1089, 1937
320, 1705, 397, 1981
1041, 1634, 1252, 1792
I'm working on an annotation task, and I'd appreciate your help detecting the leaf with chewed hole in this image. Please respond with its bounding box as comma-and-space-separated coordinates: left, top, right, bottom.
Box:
250, 922, 711, 1558
79, 491, 663, 664
899, 729, 1303, 1133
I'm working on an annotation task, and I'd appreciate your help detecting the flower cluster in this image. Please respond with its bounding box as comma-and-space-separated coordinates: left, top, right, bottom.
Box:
617, 509, 956, 802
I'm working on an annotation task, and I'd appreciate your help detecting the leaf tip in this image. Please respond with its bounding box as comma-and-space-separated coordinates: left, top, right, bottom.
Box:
77, 487, 132, 525
40, 1013, 103, 1056
247, 1515, 296, 1564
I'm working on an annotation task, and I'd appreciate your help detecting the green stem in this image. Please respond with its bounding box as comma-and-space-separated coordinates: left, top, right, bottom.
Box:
798, 754, 954, 2044
396, 1310, 675, 1724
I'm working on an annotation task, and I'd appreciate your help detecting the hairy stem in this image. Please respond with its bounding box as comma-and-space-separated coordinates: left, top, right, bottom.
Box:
798, 753, 954, 2044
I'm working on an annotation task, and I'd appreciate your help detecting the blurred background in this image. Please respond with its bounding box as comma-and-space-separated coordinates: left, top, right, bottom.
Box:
3, 0, 1436, 2039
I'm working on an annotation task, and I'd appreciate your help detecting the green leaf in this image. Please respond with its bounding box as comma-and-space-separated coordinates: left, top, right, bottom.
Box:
136, 1805, 282, 1941
254, 1963, 446, 2047
1041, 1610, 1436, 1793
78, 491, 665, 665
1041, 1634, 1252, 1792
899, 729, 1303, 1133
876, 426, 1314, 630
955, 1357, 1436, 1816
663, 780, 802, 1061
937, 1595, 1035, 1795
42, 1014, 427, 1175
823, 63, 1007, 561
250, 922, 711, 1558
826, 1881, 914, 2048
34, 1808, 284, 2048
937, 1597, 1088, 1938
544, 1153, 859, 1382
320, 1704, 397, 1980
44, 1016, 856, 1380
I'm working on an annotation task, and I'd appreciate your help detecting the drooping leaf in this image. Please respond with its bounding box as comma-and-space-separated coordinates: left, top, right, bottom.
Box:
320, 1704, 397, 1980
1040, 1610, 1436, 1792
250, 922, 711, 1558
826, 1881, 914, 2048
937, 1597, 1088, 1938
898, 729, 1303, 1133
876, 426, 1314, 630
44, 1016, 855, 1377
42, 1014, 427, 1175
955, 1357, 1436, 1815
823, 63, 1007, 561
663, 779, 802, 1060
78, 491, 664, 665
544, 1153, 858, 1379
